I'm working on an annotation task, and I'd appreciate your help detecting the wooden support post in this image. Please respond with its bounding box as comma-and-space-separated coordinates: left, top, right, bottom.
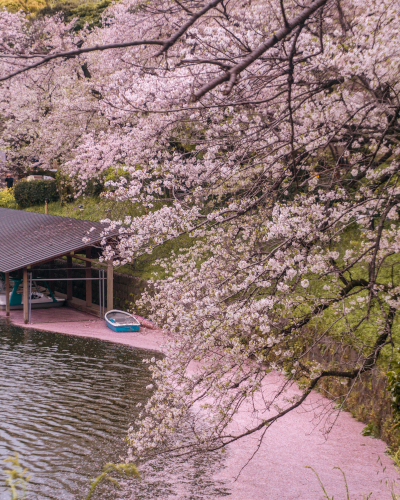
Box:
5, 272, 10, 317
107, 260, 113, 312
67, 255, 73, 301
86, 248, 92, 308
23, 268, 28, 324
49, 260, 55, 292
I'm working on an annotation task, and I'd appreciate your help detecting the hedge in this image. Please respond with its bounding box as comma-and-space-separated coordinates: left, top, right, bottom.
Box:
14, 179, 59, 208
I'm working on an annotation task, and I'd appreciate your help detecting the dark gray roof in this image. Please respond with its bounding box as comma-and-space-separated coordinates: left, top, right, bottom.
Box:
0, 208, 119, 273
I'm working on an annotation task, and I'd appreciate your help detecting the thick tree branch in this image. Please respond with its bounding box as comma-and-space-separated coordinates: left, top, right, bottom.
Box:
0, 41, 165, 82
209, 332, 392, 452
275, 278, 369, 341
192, 0, 330, 100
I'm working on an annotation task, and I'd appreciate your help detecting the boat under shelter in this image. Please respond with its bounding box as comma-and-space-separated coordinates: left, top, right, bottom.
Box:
0, 208, 119, 323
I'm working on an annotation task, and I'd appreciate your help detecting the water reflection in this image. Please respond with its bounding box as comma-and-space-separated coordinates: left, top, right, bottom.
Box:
0, 320, 229, 499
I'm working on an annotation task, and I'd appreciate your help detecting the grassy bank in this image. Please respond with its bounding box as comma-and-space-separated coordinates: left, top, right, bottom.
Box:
303, 223, 400, 453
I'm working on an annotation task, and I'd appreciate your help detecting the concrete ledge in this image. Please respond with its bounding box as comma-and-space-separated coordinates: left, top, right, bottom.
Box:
0, 306, 166, 352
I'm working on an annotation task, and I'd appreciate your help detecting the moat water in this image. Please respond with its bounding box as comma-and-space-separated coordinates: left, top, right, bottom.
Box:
0, 320, 228, 499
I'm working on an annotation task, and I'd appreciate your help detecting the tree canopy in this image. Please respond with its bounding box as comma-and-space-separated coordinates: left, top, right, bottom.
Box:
1, 0, 400, 461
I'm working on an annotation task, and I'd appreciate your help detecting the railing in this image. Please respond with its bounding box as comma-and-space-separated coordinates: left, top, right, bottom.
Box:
27, 269, 106, 324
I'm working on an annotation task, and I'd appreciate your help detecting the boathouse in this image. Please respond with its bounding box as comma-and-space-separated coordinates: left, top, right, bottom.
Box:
0, 208, 119, 323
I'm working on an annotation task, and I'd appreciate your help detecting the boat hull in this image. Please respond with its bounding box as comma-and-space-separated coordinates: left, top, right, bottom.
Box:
104, 310, 141, 332
0, 295, 66, 310
105, 320, 140, 332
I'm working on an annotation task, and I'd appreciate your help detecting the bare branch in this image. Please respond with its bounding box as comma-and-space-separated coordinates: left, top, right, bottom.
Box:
280, 0, 290, 28
179, 58, 232, 70
192, 0, 331, 100
0, 41, 165, 82
0, 0, 224, 82
154, 0, 223, 56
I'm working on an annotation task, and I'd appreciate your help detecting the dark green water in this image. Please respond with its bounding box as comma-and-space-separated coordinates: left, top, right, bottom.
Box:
0, 320, 229, 499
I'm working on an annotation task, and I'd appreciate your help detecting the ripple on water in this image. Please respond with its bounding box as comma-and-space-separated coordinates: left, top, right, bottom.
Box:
0, 320, 230, 500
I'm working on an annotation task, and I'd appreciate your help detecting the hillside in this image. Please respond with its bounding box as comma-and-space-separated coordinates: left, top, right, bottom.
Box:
0, 0, 111, 30
0, 0, 45, 13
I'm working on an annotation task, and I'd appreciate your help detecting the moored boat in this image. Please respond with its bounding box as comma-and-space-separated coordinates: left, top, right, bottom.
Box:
105, 310, 140, 332
0, 275, 65, 310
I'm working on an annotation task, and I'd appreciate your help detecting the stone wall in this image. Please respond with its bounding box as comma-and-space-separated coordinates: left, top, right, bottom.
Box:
113, 272, 149, 310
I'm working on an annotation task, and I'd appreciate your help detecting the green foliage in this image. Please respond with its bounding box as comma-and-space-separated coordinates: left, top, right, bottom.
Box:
306, 466, 354, 500
36, 0, 112, 30
387, 357, 400, 429
54, 170, 74, 205
25, 195, 138, 221
389, 447, 400, 476
85, 176, 104, 197
0, 0, 45, 13
361, 422, 380, 438
14, 180, 59, 208
127, 233, 196, 280
104, 166, 131, 184
305, 466, 385, 500
3, 453, 30, 500
295, 222, 400, 369
0, 188, 17, 209
84, 462, 139, 500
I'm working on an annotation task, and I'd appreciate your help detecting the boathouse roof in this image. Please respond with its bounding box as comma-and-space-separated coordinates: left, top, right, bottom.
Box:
0, 208, 119, 273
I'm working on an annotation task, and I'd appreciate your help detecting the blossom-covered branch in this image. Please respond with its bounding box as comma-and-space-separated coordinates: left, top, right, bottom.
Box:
2, 0, 400, 465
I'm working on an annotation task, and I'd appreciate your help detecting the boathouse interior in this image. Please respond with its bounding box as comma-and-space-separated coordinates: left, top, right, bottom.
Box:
0, 208, 119, 323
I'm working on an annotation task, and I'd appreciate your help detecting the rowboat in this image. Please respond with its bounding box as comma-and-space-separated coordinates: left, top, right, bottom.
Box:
105, 310, 140, 332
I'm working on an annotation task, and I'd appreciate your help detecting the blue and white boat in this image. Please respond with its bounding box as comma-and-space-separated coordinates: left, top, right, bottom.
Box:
105, 310, 140, 332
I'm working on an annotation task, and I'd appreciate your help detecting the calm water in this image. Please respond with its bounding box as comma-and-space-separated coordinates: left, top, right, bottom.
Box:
0, 320, 229, 499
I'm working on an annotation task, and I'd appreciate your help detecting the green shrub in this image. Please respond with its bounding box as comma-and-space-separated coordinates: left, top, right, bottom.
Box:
85, 176, 104, 197
2, 453, 139, 500
54, 171, 74, 205
35, 0, 112, 31
104, 166, 131, 184
14, 180, 59, 208
0, 188, 17, 209
387, 356, 400, 428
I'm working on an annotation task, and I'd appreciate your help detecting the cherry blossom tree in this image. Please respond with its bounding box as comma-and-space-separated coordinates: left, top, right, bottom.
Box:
1, 0, 400, 461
